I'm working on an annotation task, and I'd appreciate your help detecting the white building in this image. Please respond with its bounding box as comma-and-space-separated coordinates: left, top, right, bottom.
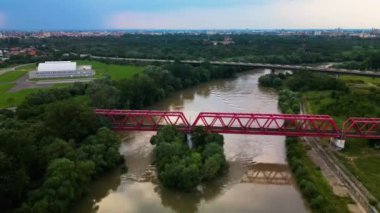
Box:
37, 61, 77, 72
29, 61, 95, 79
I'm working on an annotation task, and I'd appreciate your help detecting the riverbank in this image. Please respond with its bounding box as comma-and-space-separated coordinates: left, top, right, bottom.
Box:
286, 137, 351, 212
259, 71, 355, 212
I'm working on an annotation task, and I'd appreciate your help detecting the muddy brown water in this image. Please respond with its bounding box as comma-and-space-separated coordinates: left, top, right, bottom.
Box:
72, 69, 308, 213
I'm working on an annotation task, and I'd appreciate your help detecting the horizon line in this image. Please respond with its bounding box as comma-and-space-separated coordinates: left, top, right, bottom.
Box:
0, 28, 378, 32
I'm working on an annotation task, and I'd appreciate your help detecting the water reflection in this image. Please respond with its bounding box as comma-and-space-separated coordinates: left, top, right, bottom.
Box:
71, 169, 121, 213
241, 163, 292, 185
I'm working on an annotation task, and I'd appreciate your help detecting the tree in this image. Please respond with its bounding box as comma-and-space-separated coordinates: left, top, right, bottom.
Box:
25, 158, 95, 213
44, 99, 99, 142
203, 154, 224, 180
75, 128, 121, 174
86, 81, 121, 109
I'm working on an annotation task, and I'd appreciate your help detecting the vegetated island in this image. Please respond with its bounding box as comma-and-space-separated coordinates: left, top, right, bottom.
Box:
150, 126, 228, 191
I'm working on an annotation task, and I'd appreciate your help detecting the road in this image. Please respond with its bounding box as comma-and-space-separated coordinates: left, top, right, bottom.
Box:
90, 55, 380, 78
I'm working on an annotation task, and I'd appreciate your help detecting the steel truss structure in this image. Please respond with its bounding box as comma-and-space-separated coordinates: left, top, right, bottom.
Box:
95, 109, 380, 139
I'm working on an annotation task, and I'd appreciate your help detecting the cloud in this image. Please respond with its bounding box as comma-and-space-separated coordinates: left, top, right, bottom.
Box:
0, 12, 5, 28
106, 0, 380, 29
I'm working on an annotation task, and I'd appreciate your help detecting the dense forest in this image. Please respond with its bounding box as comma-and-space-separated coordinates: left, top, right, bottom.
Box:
1, 34, 380, 70
0, 86, 122, 212
0, 61, 248, 212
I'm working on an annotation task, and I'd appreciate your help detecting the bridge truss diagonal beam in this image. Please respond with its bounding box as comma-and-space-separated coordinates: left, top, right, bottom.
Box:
191, 112, 340, 137
342, 117, 380, 139
95, 109, 190, 131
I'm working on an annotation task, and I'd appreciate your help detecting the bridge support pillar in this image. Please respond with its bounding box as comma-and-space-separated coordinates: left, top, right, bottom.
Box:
187, 134, 193, 149
270, 69, 275, 75
330, 138, 345, 150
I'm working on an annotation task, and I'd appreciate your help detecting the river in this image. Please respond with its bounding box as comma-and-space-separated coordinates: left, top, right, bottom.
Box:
72, 69, 308, 213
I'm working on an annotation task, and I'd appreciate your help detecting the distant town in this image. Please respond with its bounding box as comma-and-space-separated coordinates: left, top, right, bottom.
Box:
0, 28, 379, 39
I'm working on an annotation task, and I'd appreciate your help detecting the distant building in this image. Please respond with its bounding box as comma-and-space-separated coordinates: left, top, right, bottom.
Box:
0, 49, 9, 61
29, 61, 95, 79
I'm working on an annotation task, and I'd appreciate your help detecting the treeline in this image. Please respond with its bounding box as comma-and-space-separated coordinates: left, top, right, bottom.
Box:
278, 90, 301, 114
286, 137, 350, 212
0, 84, 122, 212
2, 35, 380, 69
86, 62, 247, 109
259, 72, 348, 92
333, 49, 380, 70
150, 126, 227, 191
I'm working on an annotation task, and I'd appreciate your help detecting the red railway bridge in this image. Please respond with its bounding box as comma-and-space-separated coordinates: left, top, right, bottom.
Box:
95, 109, 380, 148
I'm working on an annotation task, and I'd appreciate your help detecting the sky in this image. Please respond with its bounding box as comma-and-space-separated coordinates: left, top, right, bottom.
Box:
1, 0, 380, 30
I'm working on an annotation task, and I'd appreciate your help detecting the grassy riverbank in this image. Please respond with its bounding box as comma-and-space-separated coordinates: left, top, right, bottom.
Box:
77, 60, 143, 80
303, 76, 380, 204
259, 71, 352, 212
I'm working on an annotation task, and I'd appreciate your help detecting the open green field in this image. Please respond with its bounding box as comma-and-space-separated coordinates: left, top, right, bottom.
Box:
302, 90, 346, 126
77, 60, 143, 80
0, 64, 36, 82
15, 64, 37, 72
0, 87, 42, 108
0, 84, 14, 94
340, 75, 380, 87
0, 64, 37, 108
0, 71, 27, 83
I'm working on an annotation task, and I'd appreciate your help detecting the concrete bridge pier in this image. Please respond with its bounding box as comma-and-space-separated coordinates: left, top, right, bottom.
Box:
270, 68, 275, 75
330, 137, 346, 150
187, 134, 193, 149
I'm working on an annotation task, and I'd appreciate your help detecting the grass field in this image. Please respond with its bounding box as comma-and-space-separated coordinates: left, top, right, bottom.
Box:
77, 60, 143, 80
0, 88, 41, 108
0, 71, 28, 83
0, 84, 14, 94
0, 64, 37, 108
340, 75, 380, 87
